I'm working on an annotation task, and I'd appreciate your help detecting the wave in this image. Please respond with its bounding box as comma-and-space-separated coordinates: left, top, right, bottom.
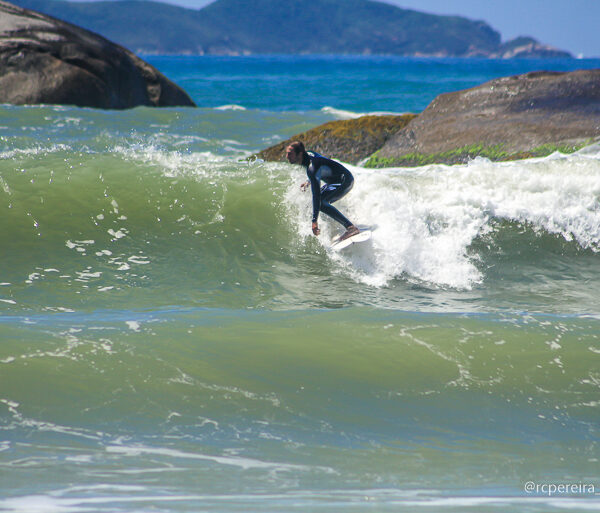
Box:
2, 304, 598, 513
1, 307, 598, 437
321, 106, 407, 119
0, 144, 599, 313
288, 148, 600, 289
2, 490, 598, 513
214, 104, 247, 111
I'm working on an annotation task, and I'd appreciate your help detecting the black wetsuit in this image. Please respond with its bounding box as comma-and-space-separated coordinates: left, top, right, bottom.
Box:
303, 151, 354, 228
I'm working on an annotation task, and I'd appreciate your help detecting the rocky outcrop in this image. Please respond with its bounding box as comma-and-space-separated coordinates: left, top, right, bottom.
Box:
491, 37, 573, 59
368, 69, 600, 167
0, 0, 195, 109
257, 114, 416, 164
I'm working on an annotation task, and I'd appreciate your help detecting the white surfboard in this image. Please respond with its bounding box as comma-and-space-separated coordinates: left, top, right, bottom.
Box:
331, 229, 372, 251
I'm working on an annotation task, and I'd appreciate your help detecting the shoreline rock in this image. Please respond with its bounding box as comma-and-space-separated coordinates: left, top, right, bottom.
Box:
256, 69, 599, 168
256, 114, 416, 165
367, 69, 600, 167
0, 0, 196, 109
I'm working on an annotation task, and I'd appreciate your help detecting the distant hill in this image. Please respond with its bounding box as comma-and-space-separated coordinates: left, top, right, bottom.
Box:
12, 0, 573, 58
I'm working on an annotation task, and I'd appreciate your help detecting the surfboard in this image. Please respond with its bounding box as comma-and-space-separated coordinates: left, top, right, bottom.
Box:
331, 229, 372, 251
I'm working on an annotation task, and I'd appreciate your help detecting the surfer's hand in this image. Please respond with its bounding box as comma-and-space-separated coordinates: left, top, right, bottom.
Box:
300, 181, 310, 192
312, 222, 320, 236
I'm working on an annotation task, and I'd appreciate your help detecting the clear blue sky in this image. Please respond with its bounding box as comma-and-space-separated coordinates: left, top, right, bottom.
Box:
71, 0, 600, 57
388, 0, 600, 58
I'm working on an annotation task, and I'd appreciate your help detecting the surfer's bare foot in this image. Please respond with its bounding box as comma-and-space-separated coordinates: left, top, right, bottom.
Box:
339, 225, 359, 241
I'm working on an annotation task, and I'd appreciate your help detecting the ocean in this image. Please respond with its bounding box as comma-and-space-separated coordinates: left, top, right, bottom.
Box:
1, 55, 600, 513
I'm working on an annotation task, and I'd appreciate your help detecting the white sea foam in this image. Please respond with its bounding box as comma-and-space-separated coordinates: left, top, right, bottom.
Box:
107, 228, 127, 240
104, 444, 325, 472
214, 104, 247, 111
0, 144, 70, 160
125, 321, 141, 332
288, 148, 600, 289
111, 144, 248, 177
321, 106, 406, 119
2, 489, 597, 513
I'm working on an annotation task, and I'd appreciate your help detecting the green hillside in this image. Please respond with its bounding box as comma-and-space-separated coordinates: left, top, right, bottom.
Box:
11, 0, 568, 57
195, 0, 501, 55
12, 0, 211, 53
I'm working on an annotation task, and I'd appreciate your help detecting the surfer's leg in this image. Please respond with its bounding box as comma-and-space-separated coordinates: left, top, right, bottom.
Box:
320, 202, 353, 228
320, 180, 354, 228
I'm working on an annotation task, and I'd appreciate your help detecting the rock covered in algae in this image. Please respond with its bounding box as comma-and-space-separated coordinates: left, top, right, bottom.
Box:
257, 114, 417, 165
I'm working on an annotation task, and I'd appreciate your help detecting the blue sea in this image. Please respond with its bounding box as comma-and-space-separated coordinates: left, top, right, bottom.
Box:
1, 55, 600, 513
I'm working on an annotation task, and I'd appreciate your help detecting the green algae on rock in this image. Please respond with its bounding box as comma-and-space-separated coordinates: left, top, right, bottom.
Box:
365, 141, 594, 168
256, 114, 416, 165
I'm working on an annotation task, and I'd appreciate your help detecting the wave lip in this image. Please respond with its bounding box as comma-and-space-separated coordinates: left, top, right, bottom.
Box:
321, 105, 407, 119
214, 104, 247, 111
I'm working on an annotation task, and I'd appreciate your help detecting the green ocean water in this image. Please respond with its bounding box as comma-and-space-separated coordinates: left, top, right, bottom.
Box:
1, 57, 600, 512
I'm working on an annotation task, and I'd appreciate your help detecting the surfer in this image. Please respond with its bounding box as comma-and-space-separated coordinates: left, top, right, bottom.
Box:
286, 141, 360, 241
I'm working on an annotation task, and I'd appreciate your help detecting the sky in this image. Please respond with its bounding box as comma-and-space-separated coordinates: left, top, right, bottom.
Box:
69, 0, 600, 57
388, 0, 600, 58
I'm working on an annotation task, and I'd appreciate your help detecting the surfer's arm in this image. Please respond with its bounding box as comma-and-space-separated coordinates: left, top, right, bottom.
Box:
310, 179, 321, 235
308, 174, 321, 223
306, 164, 322, 234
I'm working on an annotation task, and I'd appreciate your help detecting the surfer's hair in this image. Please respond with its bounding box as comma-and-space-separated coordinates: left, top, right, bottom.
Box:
288, 141, 305, 155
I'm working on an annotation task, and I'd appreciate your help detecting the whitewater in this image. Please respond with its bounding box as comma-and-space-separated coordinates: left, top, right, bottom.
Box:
1, 56, 599, 513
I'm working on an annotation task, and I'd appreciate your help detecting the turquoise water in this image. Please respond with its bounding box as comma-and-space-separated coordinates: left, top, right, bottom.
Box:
152, 55, 600, 111
1, 56, 600, 512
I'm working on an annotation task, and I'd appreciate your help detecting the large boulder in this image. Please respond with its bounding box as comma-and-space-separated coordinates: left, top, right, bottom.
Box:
0, 0, 195, 109
368, 69, 600, 167
257, 114, 416, 165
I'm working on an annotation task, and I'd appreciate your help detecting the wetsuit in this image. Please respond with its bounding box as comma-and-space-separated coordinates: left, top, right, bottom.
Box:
303, 151, 354, 228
